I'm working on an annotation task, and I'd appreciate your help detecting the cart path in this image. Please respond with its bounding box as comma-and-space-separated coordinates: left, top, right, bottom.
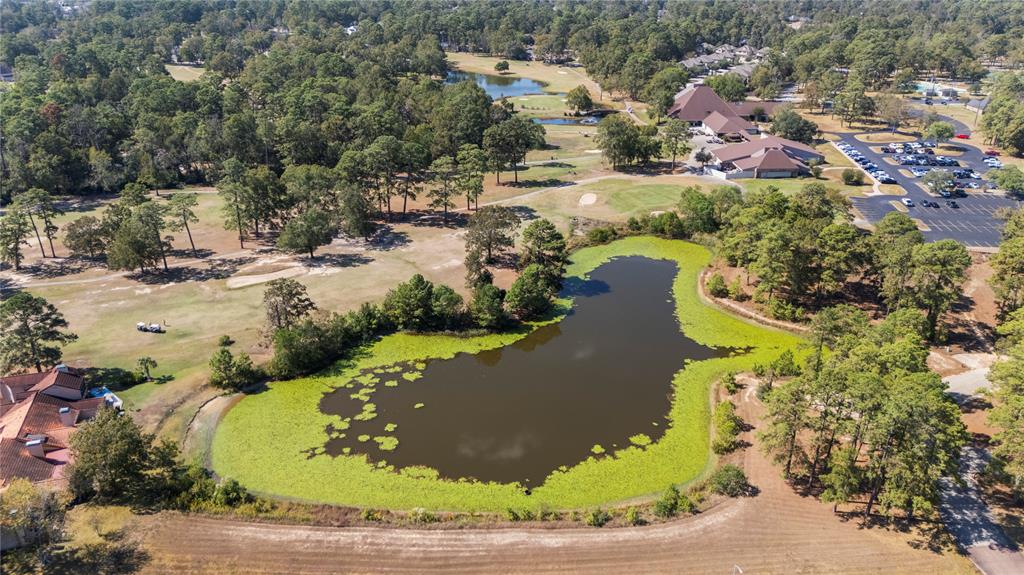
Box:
138, 387, 970, 574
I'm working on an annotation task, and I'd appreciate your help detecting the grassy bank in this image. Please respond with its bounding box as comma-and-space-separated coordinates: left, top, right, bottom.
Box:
211, 237, 802, 511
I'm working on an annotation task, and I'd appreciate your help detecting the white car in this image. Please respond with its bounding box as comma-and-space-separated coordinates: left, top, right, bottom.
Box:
901, 198, 915, 207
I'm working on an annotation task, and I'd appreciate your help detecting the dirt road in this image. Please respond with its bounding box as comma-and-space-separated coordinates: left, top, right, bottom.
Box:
138, 386, 972, 574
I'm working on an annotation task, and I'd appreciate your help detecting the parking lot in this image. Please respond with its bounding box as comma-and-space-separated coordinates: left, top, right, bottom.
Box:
835, 131, 1021, 248
853, 193, 1018, 248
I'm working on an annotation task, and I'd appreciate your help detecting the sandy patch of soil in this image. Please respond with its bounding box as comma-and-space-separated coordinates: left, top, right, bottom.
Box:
578, 193, 597, 206
225, 265, 306, 289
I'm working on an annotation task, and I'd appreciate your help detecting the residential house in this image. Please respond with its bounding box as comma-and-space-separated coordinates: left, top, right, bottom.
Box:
0, 366, 115, 491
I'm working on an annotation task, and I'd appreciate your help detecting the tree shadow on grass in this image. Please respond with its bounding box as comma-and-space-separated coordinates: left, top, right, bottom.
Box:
129, 256, 257, 285
504, 178, 570, 189
409, 212, 469, 228
306, 253, 373, 269
366, 226, 411, 251
14, 258, 99, 279
47, 530, 151, 575
167, 248, 215, 260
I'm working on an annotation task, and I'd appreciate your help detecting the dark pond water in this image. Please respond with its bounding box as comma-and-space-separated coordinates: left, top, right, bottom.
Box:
320, 256, 732, 485
445, 70, 548, 99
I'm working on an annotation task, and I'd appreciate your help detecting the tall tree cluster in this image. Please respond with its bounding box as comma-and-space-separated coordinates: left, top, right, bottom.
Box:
760, 306, 966, 520
716, 185, 970, 338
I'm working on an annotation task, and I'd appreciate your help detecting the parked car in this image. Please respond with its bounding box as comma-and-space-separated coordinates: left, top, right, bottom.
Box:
985, 150, 1000, 156
955, 133, 970, 139
880, 146, 895, 153
921, 141, 936, 147
939, 189, 952, 198
945, 200, 959, 208
901, 198, 915, 207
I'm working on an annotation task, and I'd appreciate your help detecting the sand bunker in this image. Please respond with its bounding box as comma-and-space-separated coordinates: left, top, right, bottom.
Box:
578, 193, 597, 206
226, 266, 306, 289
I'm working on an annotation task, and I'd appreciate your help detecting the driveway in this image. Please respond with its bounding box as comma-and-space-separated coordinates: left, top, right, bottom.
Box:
940, 366, 1024, 575
835, 116, 1022, 248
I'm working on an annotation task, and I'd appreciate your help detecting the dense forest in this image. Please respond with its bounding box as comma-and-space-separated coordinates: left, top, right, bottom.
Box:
4, 0, 1024, 203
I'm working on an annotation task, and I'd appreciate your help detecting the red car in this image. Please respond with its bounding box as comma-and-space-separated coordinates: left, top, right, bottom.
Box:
955, 133, 970, 139
985, 149, 1000, 156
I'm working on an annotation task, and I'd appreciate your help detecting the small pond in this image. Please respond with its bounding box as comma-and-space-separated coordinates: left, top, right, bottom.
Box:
533, 116, 601, 125
445, 70, 548, 99
320, 256, 734, 485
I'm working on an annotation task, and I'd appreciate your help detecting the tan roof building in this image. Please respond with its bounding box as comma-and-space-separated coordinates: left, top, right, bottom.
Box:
702, 110, 755, 138
708, 135, 823, 179
667, 85, 739, 123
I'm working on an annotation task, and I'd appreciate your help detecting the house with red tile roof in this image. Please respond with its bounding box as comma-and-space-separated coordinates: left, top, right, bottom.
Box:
0, 366, 111, 490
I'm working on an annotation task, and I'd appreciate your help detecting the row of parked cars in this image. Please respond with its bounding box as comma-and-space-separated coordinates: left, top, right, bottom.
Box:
834, 141, 897, 184
901, 197, 960, 209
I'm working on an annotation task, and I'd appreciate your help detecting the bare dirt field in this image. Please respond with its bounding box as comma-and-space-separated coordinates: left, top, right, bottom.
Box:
132, 386, 974, 575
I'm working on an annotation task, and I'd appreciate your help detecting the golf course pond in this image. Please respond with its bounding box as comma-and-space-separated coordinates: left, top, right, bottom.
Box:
319, 256, 733, 485
211, 238, 804, 511
445, 70, 549, 98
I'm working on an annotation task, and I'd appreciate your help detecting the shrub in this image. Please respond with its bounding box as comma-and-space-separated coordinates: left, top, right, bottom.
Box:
625, 506, 646, 526
706, 272, 728, 298
727, 277, 745, 300
213, 478, 253, 507
585, 508, 612, 527
209, 347, 264, 391
586, 226, 618, 245
720, 371, 739, 394
767, 298, 804, 322
709, 465, 749, 497
676, 493, 696, 514
410, 508, 439, 524
770, 349, 802, 377
362, 508, 384, 521
218, 335, 234, 347
653, 485, 680, 518
711, 401, 741, 455
841, 168, 864, 186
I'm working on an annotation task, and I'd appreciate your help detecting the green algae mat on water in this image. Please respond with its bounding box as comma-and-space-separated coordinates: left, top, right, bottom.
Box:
211, 237, 803, 511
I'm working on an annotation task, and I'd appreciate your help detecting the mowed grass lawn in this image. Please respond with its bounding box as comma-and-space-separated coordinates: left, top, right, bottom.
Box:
518, 176, 722, 232
164, 64, 206, 82
737, 175, 871, 197
212, 237, 803, 512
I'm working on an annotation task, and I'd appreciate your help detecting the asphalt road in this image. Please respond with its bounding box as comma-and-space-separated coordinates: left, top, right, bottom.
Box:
837, 114, 1022, 247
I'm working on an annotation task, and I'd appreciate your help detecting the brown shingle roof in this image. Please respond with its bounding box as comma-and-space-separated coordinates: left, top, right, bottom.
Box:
668, 85, 738, 122
712, 135, 821, 164
703, 110, 754, 135
733, 149, 803, 172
